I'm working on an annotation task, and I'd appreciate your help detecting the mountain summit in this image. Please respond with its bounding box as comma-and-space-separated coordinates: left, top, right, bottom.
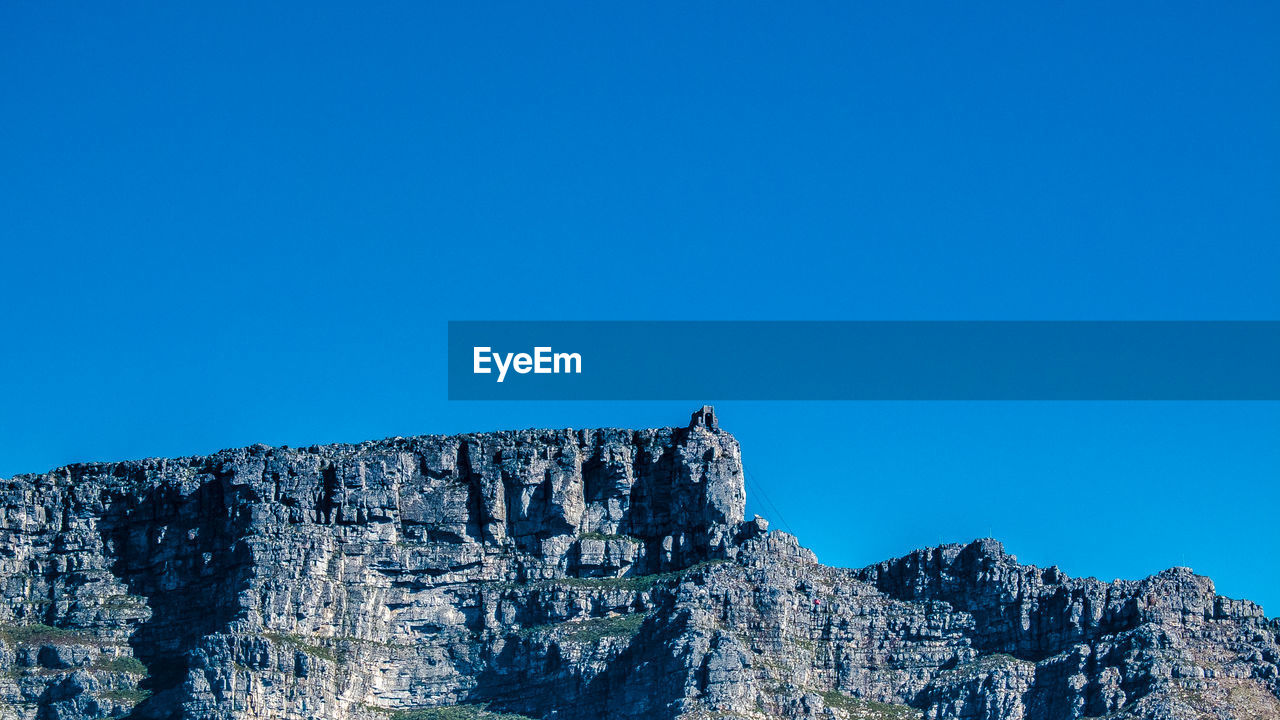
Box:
0, 412, 1275, 719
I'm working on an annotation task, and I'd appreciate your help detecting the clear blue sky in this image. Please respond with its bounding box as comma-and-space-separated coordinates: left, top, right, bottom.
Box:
2, 4, 1277, 612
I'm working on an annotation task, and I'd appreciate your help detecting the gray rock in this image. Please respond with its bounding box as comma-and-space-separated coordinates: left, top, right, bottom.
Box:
0, 410, 1273, 719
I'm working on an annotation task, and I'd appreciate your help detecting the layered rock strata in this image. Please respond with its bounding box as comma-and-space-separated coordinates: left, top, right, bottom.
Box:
0, 416, 1274, 720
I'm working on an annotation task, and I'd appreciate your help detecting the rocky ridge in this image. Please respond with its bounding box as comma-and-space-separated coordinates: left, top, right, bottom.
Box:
0, 410, 1275, 720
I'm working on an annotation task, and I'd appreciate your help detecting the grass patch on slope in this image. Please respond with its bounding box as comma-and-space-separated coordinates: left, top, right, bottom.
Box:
521, 611, 651, 644
95, 655, 148, 674
264, 632, 339, 663
819, 691, 922, 720
0, 623, 94, 646
488, 558, 734, 595
99, 688, 152, 705
388, 704, 537, 720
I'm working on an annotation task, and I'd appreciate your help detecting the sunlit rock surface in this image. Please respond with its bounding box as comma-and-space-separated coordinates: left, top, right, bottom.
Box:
0, 415, 1274, 719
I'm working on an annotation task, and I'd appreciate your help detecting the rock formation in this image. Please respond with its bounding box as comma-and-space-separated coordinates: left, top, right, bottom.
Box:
0, 412, 1275, 719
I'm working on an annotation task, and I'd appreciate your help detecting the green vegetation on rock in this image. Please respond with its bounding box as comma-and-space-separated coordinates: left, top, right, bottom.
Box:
0, 623, 93, 646
819, 691, 922, 720
99, 688, 152, 705
934, 652, 1031, 684
522, 611, 651, 644
96, 655, 148, 675
547, 558, 733, 592
264, 632, 339, 663
388, 704, 537, 720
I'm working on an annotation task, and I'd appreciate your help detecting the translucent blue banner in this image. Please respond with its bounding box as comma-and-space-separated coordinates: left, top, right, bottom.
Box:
447, 321, 1280, 400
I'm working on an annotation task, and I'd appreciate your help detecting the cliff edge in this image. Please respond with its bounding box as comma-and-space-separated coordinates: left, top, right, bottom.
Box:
0, 413, 1275, 720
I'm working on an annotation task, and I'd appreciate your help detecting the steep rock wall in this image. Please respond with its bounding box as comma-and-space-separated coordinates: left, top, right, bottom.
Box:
0, 416, 1276, 720
0, 425, 744, 719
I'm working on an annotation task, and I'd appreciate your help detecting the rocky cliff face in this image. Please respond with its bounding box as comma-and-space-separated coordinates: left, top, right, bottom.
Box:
0, 415, 1275, 720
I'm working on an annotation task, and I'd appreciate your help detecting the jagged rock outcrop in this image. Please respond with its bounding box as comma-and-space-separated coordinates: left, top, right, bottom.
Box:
0, 413, 1275, 720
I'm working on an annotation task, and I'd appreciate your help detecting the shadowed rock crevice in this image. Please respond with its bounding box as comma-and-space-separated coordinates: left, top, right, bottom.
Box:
97, 465, 258, 718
